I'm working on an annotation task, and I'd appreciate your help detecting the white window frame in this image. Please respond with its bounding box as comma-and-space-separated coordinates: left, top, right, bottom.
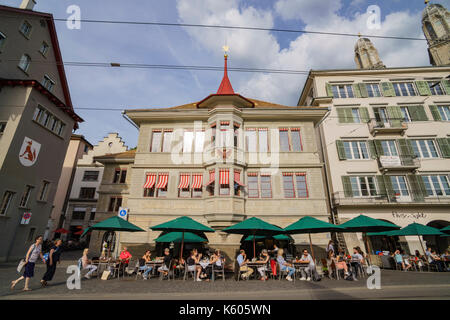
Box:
0, 191, 14, 216
343, 141, 369, 160
0, 31, 6, 50
39, 41, 49, 56
332, 84, 354, 98
380, 140, 398, 156
350, 176, 377, 197
18, 54, 31, 72
428, 81, 444, 95
411, 139, 439, 158
42, 75, 55, 92
19, 185, 33, 208
437, 105, 450, 121
400, 107, 411, 123
19, 20, 32, 38
392, 82, 417, 97
366, 83, 382, 97
351, 108, 361, 123
422, 175, 450, 197
390, 176, 409, 197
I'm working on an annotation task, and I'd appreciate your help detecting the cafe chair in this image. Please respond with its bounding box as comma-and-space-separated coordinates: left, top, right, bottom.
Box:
183, 261, 197, 281
212, 261, 225, 282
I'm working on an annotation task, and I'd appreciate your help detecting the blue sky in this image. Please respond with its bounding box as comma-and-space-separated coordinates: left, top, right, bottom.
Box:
1, 0, 449, 148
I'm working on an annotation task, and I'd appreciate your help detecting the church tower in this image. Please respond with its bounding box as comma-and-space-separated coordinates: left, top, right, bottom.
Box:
422, 1, 450, 66
354, 36, 386, 70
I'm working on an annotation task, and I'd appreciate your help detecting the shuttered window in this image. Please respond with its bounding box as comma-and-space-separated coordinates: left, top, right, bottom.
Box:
393, 82, 417, 96
421, 175, 450, 196
411, 139, 439, 158
436, 138, 450, 158
430, 105, 450, 121
347, 176, 377, 197
427, 81, 444, 95
331, 84, 354, 98
365, 83, 382, 97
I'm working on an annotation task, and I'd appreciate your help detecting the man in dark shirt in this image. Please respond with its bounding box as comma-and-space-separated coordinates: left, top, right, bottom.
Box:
158, 248, 172, 277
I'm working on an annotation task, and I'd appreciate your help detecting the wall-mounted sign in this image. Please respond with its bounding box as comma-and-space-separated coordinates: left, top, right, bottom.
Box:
392, 211, 427, 220
118, 207, 128, 220
380, 155, 401, 167
19, 137, 41, 167
21, 212, 32, 225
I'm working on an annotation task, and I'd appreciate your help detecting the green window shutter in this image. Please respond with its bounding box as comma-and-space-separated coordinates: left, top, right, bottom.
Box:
358, 83, 368, 98
342, 176, 353, 198
387, 106, 403, 127
376, 175, 386, 196
368, 140, 377, 159
326, 83, 333, 97
441, 80, 450, 95
408, 105, 428, 121
345, 108, 355, 123
336, 140, 346, 160
383, 175, 395, 198
429, 105, 442, 121
359, 107, 370, 123
380, 82, 395, 97
352, 84, 362, 98
373, 107, 382, 127
337, 108, 346, 123
407, 175, 425, 202
374, 140, 384, 156
415, 81, 431, 96
436, 138, 450, 158
397, 139, 414, 157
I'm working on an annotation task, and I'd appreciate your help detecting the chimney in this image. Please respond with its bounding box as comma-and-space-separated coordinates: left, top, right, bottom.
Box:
19, 0, 36, 10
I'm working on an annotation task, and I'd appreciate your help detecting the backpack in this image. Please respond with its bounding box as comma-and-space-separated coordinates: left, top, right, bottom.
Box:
43, 252, 50, 263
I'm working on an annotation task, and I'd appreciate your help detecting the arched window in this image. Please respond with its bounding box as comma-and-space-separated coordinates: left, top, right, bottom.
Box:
355, 52, 363, 68
425, 21, 437, 39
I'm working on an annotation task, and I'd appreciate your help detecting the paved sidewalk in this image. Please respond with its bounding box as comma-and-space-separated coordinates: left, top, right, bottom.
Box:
1, 262, 449, 300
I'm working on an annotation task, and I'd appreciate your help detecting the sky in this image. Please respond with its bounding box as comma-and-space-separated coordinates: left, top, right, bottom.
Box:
1, 0, 449, 148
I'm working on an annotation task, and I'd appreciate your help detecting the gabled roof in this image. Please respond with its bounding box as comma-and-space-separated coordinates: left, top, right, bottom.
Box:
0, 5, 79, 128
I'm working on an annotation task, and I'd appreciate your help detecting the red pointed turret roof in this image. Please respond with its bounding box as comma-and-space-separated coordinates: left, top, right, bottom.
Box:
216, 54, 235, 95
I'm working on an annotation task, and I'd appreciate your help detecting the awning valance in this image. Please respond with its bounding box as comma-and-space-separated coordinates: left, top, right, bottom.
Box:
156, 173, 169, 189
192, 174, 203, 189
219, 169, 229, 185
143, 173, 157, 189
178, 174, 190, 189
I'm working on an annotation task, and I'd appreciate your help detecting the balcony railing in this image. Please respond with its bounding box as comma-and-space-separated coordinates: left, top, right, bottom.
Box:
368, 119, 408, 136
377, 155, 420, 171
332, 191, 450, 206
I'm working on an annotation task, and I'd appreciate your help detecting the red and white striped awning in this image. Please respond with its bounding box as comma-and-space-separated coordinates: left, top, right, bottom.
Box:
291, 128, 301, 131
258, 128, 268, 131
234, 170, 245, 187
247, 172, 258, 177
220, 121, 230, 126
282, 172, 294, 176
295, 172, 306, 176
156, 173, 169, 189
192, 174, 203, 189
178, 174, 190, 189
279, 128, 289, 132
219, 169, 229, 185
143, 173, 157, 189
207, 170, 215, 185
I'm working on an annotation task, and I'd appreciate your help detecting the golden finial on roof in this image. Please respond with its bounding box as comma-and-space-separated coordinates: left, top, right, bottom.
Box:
223, 45, 230, 57
357, 32, 362, 38
424, 0, 429, 5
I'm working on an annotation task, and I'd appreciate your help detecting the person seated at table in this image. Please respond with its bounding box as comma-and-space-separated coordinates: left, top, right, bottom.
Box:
328, 250, 349, 278
119, 246, 132, 268
186, 249, 203, 281
276, 249, 295, 282
199, 254, 211, 280
138, 250, 153, 280
158, 248, 172, 277
393, 250, 406, 271
237, 249, 253, 280
400, 250, 412, 271
207, 249, 225, 280
298, 249, 315, 281
430, 250, 445, 272
350, 247, 365, 278
256, 249, 270, 281
81, 248, 97, 279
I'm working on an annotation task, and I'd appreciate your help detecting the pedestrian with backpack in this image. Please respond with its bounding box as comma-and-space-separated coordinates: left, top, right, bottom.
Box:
11, 235, 45, 291
41, 239, 63, 287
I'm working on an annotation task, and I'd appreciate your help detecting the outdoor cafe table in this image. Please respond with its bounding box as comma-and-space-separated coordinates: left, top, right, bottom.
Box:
292, 261, 310, 278
244, 261, 267, 280
145, 260, 164, 277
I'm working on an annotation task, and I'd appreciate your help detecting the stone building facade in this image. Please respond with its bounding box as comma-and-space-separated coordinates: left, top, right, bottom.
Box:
422, 2, 450, 66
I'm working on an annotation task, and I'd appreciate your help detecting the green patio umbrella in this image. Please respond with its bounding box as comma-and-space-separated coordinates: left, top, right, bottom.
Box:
223, 217, 285, 258
387, 223, 444, 255
339, 215, 401, 262
150, 216, 215, 259
440, 225, 450, 234
155, 232, 207, 243
284, 216, 345, 262
242, 234, 292, 241
81, 216, 145, 257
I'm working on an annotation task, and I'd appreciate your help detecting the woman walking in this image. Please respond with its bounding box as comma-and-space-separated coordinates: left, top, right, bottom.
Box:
41, 239, 63, 287
11, 236, 45, 291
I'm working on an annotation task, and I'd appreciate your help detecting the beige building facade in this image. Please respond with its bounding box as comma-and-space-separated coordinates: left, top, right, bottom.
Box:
90, 59, 330, 264
298, 65, 450, 255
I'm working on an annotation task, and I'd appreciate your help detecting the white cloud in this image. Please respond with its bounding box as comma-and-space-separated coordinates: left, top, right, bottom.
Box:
176, 0, 429, 105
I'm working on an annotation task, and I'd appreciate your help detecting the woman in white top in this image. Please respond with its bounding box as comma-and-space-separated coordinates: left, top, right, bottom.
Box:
82, 248, 97, 279
11, 235, 44, 291
257, 249, 270, 281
